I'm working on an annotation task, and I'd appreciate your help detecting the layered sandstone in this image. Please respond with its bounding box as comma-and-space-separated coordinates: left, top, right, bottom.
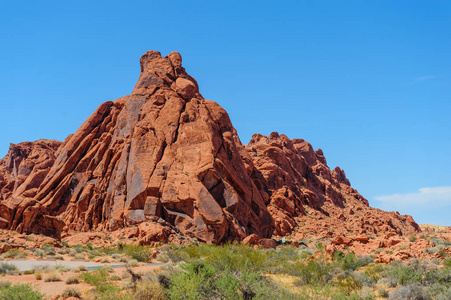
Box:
0, 51, 273, 243
0, 51, 420, 246
246, 132, 420, 239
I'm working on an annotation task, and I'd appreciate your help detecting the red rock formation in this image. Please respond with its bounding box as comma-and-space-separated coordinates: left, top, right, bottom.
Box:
0, 51, 420, 247
0, 51, 273, 243
246, 132, 420, 238
0, 140, 62, 232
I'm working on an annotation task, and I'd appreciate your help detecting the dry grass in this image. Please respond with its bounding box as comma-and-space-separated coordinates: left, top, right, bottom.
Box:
42, 271, 62, 282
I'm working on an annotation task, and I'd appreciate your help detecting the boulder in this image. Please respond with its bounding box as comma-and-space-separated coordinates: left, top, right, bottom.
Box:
260, 238, 277, 249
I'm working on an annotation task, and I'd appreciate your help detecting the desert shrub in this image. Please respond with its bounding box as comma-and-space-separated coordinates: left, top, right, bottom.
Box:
43, 271, 62, 282
355, 286, 376, 300
65, 276, 79, 284
432, 286, 451, 300
168, 259, 295, 300
0, 250, 20, 259
121, 278, 136, 290
333, 250, 345, 261
157, 248, 190, 263
62, 287, 81, 298
126, 259, 139, 267
388, 283, 431, 300
99, 265, 114, 273
74, 245, 84, 253
379, 277, 398, 288
425, 247, 439, 254
430, 236, 451, 247
438, 248, 448, 258
111, 253, 123, 260
378, 287, 389, 298
357, 255, 375, 267
0, 282, 44, 300
409, 235, 418, 242
365, 263, 385, 282
0, 281, 11, 289
168, 260, 217, 299
110, 274, 121, 281
0, 262, 18, 274
201, 243, 273, 274
80, 267, 119, 295
34, 249, 45, 258
335, 273, 362, 295
77, 265, 88, 271
387, 261, 424, 285
444, 259, 451, 268
423, 267, 451, 285
7, 269, 21, 276
431, 258, 441, 265
74, 253, 85, 260
34, 271, 42, 280
121, 245, 154, 263
352, 271, 374, 287
55, 264, 70, 272
338, 253, 373, 271
293, 260, 335, 285
134, 279, 167, 300
41, 245, 55, 256
100, 257, 110, 263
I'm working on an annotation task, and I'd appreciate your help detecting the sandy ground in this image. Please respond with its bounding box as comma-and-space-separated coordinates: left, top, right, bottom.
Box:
0, 262, 165, 298
1, 259, 125, 272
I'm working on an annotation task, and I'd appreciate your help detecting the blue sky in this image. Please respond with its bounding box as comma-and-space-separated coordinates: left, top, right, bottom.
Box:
1, 1, 450, 225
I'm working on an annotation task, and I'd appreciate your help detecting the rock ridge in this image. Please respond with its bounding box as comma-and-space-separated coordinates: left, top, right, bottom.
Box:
0, 51, 420, 245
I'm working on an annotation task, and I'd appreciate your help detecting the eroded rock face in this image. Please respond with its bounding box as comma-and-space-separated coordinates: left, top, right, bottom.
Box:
0, 140, 62, 231
0, 51, 273, 243
0, 50, 420, 245
246, 132, 420, 237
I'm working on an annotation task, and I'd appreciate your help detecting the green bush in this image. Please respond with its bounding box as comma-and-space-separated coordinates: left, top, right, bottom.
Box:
336, 273, 362, 295
119, 244, 154, 262
168, 260, 217, 299
0, 282, 44, 300
80, 268, 116, 293
338, 253, 374, 271
444, 259, 451, 268
387, 261, 423, 286
0, 263, 18, 274
168, 259, 296, 300
293, 260, 335, 286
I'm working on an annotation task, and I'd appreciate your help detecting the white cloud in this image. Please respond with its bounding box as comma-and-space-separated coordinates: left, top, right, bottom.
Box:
375, 186, 451, 208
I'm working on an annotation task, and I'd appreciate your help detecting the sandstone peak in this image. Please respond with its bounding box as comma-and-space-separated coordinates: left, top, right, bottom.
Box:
132, 50, 199, 99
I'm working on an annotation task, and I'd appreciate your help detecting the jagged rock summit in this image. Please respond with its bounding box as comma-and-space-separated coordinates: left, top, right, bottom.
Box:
0, 51, 419, 246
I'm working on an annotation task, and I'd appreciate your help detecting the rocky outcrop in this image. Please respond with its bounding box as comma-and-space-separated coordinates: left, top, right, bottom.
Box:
0, 51, 273, 243
0, 50, 420, 245
246, 132, 420, 238
0, 140, 62, 231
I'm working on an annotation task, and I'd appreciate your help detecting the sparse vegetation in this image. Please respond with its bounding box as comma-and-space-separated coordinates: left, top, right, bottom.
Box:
0, 282, 44, 299
61, 286, 81, 298
65, 275, 79, 284
0, 263, 18, 275
43, 271, 62, 282
0, 240, 449, 299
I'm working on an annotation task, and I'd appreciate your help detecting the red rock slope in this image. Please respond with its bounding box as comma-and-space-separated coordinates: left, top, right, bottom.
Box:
246, 132, 419, 239
0, 51, 420, 244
